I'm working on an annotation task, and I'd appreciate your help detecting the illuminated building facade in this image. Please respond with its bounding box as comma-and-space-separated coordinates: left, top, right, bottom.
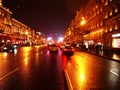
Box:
66, 0, 120, 51
0, 0, 12, 44
0, 0, 45, 46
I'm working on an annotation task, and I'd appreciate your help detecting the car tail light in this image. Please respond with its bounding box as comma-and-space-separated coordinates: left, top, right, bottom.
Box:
72, 48, 75, 51
63, 48, 67, 51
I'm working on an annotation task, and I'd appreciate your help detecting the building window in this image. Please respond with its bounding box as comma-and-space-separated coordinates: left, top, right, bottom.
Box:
105, 0, 108, 6
100, 20, 103, 26
115, 6, 118, 13
2, 12, 4, 16
105, 11, 108, 19
110, 10, 112, 16
97, 9, 100, 14
104, 28, 108, 33
115, 23, 118, 30
109, 25, 112, 32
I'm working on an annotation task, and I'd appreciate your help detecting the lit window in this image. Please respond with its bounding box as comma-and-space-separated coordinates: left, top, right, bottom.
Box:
105, 12, 108, 19
110, 10, 112, 16
100, 20, 103, 25
110, 0, 112, 2
104, 28, 108, 33
109, 26, 112, 31
105, 0, 108, 6
115, 7, 118, 13
96, 5, 98, 9
97, 22, 99, 27
115, 24, 118, 30
97, 9, 100, 14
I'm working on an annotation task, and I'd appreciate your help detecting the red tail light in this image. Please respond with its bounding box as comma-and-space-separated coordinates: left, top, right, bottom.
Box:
72, 48, 75, 51
63, 48, 67, 51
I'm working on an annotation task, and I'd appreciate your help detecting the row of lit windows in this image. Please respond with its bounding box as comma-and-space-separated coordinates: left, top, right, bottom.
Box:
104, 5, 119, 19
88, 4, 119, 21
89, 19, 119, 33
102, 0, 113, 6
84, 32, 103, 40
84, 0, 120, 30
104, 20, 120, 33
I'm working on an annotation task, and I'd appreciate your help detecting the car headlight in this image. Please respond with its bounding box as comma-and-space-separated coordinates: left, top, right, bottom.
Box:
4, 47, 7, 50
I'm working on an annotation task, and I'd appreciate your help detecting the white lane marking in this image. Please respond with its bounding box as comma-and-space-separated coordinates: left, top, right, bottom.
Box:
64, 69, 73, 90
0, 68, 19, 81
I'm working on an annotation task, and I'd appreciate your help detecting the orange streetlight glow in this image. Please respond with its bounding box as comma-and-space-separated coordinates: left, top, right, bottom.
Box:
80, 17, 86, 26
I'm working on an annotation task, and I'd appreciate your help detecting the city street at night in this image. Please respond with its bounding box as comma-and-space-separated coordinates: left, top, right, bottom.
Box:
0, 46, 120, 90
0, 0, 120, 90
0, 46, 68, 90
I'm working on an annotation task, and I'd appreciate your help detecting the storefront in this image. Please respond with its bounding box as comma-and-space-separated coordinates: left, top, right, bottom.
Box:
0, 35, 11, 44
112, 33, 120, 49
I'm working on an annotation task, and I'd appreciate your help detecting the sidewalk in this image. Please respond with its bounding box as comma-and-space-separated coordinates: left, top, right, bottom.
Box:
89, 50, 120, 62
64, 50, 120, 90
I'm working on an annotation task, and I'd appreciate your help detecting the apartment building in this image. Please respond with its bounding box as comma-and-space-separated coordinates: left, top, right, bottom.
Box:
66, 0, 120, 51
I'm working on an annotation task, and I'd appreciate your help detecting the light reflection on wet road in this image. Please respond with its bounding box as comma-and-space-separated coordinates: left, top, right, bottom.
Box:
0, 46, 120, 90
0, 46, 68, 90
64, 51, 120, 90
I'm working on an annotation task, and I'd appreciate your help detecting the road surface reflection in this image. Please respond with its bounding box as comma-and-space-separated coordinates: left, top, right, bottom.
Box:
64, 52, 120, 89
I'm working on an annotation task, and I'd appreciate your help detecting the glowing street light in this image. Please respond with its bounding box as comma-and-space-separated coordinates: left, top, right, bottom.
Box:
58, 37, 63, 43
80, 17, 86, 26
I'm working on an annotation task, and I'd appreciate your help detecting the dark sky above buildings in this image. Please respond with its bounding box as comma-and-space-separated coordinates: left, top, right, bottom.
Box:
2, 0, 89, 37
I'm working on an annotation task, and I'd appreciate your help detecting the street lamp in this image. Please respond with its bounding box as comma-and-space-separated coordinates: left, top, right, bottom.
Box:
80, 17, 86, 26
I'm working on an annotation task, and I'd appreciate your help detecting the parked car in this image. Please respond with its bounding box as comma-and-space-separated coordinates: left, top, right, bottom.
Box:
0, 44, 16, 52
62, 45, 75, 56
48, 44, 59, 52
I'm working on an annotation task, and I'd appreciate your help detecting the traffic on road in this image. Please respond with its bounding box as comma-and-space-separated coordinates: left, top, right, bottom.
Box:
0, 45, 120, 90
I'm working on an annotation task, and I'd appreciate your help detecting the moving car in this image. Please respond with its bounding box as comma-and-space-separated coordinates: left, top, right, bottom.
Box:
62, 45, 75, 56
48, 44, 59, 52
0, 44, 19, 52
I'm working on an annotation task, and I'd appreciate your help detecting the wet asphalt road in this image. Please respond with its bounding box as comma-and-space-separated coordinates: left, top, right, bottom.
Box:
1, 46, 120, 90
65, 51, 120, 90
0, 46, 68, 90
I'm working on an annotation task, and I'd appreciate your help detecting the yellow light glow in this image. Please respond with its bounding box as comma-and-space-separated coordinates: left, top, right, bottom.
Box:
115, 7, 118, 13
25, 31, 28, 35
80, 17, 86, 26
72, 54, 86, 84
24, 58, 28, 66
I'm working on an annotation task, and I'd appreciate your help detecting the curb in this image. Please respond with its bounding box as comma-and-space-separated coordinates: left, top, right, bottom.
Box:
89, 52, 120, 63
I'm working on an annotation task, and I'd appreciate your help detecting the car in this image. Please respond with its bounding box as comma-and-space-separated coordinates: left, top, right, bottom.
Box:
0, 44, 15, 52
62, 45, 75, 56
48, 44, 59, 52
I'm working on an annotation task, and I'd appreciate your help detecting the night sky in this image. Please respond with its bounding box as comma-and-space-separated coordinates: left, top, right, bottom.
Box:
2, 0, 88, 38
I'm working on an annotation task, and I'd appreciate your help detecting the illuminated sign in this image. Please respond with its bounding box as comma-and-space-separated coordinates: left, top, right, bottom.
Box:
112, 33, 120, 38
